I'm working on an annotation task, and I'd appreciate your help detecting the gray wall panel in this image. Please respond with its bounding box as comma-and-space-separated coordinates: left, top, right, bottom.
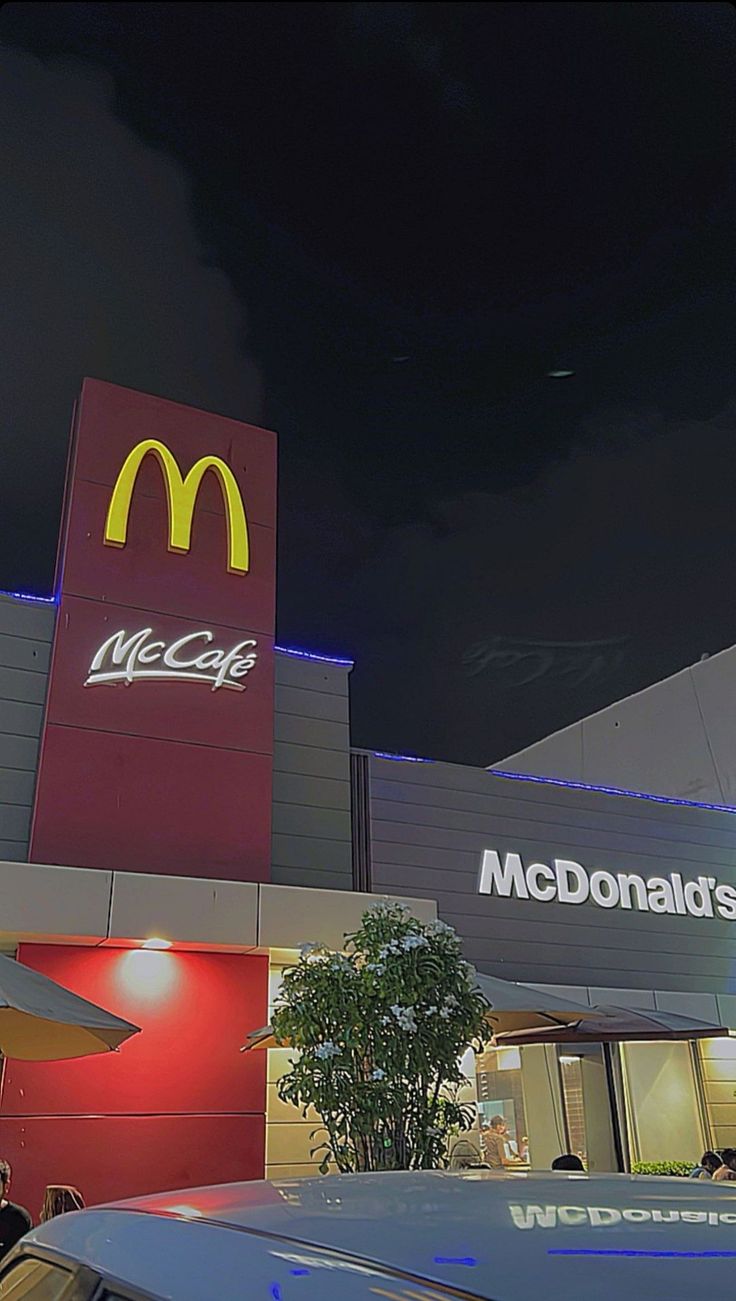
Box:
275, 684, 349, 725
0, 805, 31, 842
0, 841, 26, 862
274, 654, 350, 697
0, 599, 54, 643
272, 772, 351, 813
271, 651, 353, 890
0, 667, 48, 705
0, 735, 41, 773
271, 833, 352, 873
368, 754, 736, 994
0, 598, 53, 858
0, 636, 51, 674
0, 700, 44, 738
267, 865, 353, 892
493, 644, 736, 808
271, 804, 352, 841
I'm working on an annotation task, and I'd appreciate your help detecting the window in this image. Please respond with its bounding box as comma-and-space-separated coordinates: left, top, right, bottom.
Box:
475, 1046, 530, 1165
0, 1258, 71, 1299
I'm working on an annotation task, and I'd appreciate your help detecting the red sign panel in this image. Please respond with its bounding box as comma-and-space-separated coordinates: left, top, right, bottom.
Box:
29, 379, 277, 880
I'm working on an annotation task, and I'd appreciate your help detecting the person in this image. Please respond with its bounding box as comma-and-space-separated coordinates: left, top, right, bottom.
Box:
40, 1186, 85, 1222
483, 1115, 521, 1169
0, 1159, 31, 1261
689, 1152, 723, 1180
551, 1153, 585, 1172
712, 1149, 736, 1182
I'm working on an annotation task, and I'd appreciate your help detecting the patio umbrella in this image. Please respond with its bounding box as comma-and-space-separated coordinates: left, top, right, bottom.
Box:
474, 973, 599, 1035
0, 954, 140, 1060
495, 1004, 728, 1046
241, 975, 598, 1051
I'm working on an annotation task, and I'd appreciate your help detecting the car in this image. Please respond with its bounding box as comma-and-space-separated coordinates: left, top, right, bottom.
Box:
2, 1168, 736, 1300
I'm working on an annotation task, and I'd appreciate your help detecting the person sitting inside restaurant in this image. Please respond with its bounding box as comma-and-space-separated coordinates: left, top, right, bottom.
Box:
551, 1153, 585, 1172
689, 1151, 723, 1180
712, 1149, 736, 1181
483, 1115, 522, 1169
40, 1185, 85, 1222
0, 1158, 31, 1261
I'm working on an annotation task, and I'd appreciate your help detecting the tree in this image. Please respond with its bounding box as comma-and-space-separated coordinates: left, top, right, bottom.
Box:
272, 901, 491, 1173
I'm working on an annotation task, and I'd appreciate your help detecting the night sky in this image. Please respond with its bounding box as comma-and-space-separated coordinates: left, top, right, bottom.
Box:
1, 3, 734, 766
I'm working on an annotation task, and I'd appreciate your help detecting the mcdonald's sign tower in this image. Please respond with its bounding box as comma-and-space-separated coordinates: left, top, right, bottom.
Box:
30, 379, 277, 880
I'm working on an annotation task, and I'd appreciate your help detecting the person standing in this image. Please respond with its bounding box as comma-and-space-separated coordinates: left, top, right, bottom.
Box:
0, 1159, 31, 1261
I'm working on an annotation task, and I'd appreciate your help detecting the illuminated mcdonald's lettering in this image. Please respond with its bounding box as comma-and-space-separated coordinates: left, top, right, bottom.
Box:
104, 438, 249, 574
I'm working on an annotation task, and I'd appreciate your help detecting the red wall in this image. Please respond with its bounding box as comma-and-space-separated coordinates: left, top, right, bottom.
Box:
30, 379, 277, 880
0, 946, 268, 1219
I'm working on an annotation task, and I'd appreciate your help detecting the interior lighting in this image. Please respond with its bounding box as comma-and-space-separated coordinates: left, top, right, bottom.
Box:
559, 1055, 582, 1064
142, 937, 172, 950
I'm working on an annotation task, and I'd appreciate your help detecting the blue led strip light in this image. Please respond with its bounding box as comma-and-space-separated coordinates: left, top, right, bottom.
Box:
0, 586, 57, 606
275, 646, 353, 667
373, 751, 435, 764
0, 588, 354, 666
491, 768, 736, 816
549, 1248, 736, 1259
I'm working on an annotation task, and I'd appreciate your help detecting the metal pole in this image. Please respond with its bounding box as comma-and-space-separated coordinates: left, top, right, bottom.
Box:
603, 1043, 629, 1173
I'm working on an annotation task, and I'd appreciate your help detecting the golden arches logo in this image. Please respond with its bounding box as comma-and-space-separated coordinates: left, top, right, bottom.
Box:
104, 439, 249, 574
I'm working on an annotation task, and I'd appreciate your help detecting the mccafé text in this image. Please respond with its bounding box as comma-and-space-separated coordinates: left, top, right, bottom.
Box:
478, 848, 736, 921
85, 627, 258, 691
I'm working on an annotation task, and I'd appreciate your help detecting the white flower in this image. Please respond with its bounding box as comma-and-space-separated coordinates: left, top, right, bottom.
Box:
444, 994, 459, 1008
439, 1007, 451, 1020
428, 920, 454, 937
401, 934, 427, 951
390, 1003, 418, 1032
298, 941, 320, 955
330, 955, 353, 973
314, 1041, 341, 1060
366, 962, 385, 975
425, 1005, 438, 1016
371, 1068, 386, 1081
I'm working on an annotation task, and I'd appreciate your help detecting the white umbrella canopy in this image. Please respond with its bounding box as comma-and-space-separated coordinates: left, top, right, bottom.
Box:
0, 954, 140, 1061
241, 973, 598, 1051
495, 1004, 728, 1047
474, 972, 599, 1035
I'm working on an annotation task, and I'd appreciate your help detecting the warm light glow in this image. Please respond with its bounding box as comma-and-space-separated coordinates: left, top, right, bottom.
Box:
117, 949, 179, 1000
142, 937, 172, 950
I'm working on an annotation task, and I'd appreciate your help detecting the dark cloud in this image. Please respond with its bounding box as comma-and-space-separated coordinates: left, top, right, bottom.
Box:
0, 45, 261, 592
346, 401, 736, 765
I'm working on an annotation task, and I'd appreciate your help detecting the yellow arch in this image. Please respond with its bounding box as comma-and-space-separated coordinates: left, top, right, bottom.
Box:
104, 439, 249, 574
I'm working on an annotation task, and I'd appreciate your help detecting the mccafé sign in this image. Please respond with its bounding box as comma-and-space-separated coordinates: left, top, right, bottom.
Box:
85, 628, 258, 691
30, 379, 277, 879
478, 849, 736, 921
